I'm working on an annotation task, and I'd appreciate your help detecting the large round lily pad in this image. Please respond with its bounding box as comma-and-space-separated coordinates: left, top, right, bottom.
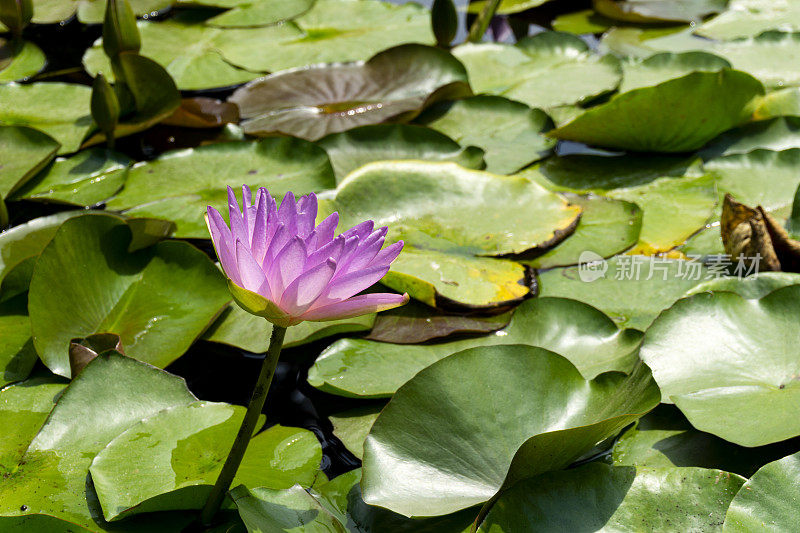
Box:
594, 0, 727, 22
453, 31, 621, 110
640, 285, 800, 446
619, 51, 730, 93
0, 40, 45, 83
697, 0, 800, 40
90, 402, 321, 521
32, 0, 171, 23
0, 352, 197, 531
326, 160, 580, 307
309, 296, 643, 398
106, 137, 335, 237
203, 0, 314, 27
361, 344, 660, 516
701, 117, 800, 159
229, 44, 471, 141
28, 213, 230, 377
0, 125, 59, 199
0, 295, 37, 387
10, 148, 131, 206
550, 69, 765, 152
318, 124, 485, 182
214, 0, 435, 73
713, 31, 800, 89
476, 463, 744, 532
0, 82, 92, 155
416, 95, 556, 174
724, 450, 800, 531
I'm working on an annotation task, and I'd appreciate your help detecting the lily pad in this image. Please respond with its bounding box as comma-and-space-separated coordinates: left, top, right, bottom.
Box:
308, 296, 643, 398
205, 0, 314, 27
594, 0, 727, 22
327, 161, 580, 307
361, 344, 659, 516
0, 39, 45, 83
712, 31, 800, 89
32, 0, 172, 24
453, 31, 621, 109
697, 0, 800, 40
550, 69, 764, 152
0, 125, 59, 199
600, 26, 712, 58
0, 352, 197, 531
613, 404, 800, 477
753, 87, 800, 119
640, 285, 800, 446
724, 451, 800, 531
106, 137, 336, 238
229, 44, 471, 141
318, 124, 485, 183
416, 95, 556, 174
231, 468, 477, 532
90, 403, 322, 521
0, 295, 37, 387
476, 463, 744, 532
330, 404, 383, 460
214, 0, 434, 73
82, 15, 272, 91
28, 213, 230, 377
619, 51, 730, 93
684, 271, 800, 298
203, 302, 375, 353
537, 256, 710, 330
467, 0, 552, 15
701, 117, 800, 158
705, 149, 800, 216
0, 82, 92, 154
523, 194, 642, 269
10, 148, 131, 206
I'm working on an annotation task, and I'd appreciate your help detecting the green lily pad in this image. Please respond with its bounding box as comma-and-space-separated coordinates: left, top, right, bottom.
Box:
361, 345, 659, 516
0, 295, 37, 387
701, 117, 800, 158
550, 69, 764, 152
753, 87, 800, 119
524, 194, 642, 269
106, 137, 336, 238
214, 0, 434, 73
9, 148, 131, 206
203, 302, 375, 353
467, 0, 552, 15
594, 0, 727, 22
231, 468, 477, 532
230, 44, 470, 141
712, 31, 800, 89
0, 82, 92, 155
619, 51, 730, 93
640, 285, 800, 446
28, 213, 230, 378
32, 0, 172, 24
308, 296, 643, 398
82, 15, 271, 91
416, 95, 556, 174
613, 404, 800, 477
330, 404, 383, 460
327, 160, 580, 306
0, 125, 59, 199
724, 451, 800, 531
538, 256, 710, 330
0, 352, 197, 530
705, 149, 800, 216
318, 124, 485, 183
453, 31, 621, 109
476, 463, 744, 532
0, 39, 45, 83
600, 26, 712, 58
90, 402, 322, 521
0, 211, 82, 297
205, 0, 314, 27
697, 0, 800, 40
684, 272, 800, 298
552, 9, 621, 34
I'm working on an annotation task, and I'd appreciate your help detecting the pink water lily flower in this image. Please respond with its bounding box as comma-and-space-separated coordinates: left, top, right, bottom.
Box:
206, 186, 408, 327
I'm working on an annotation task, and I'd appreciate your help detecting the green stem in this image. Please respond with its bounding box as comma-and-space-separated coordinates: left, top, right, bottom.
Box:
200, 324, 287, 525
467, 0, 502, 43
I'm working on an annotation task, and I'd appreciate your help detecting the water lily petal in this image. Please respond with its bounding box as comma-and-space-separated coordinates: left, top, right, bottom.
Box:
301, 292, 409, 322
235, 239, 270, 297
296, 193, 318, 238
206, 207, 240, 286
323, 264, 390, 302
251, 190, 269, 263
268, 235, 307, 295
307, 212, 339, 252
371, 240, 404, 268
281, 258, 337, 315
228, 186, 248, 247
